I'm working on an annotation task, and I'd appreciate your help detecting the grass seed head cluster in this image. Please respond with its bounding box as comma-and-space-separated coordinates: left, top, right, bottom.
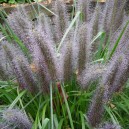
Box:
0, 0, 129, 128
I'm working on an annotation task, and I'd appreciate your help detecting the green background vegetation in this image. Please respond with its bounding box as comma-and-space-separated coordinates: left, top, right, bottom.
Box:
0, 0, 34, 4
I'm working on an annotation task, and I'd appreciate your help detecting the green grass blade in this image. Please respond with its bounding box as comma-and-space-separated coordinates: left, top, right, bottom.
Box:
0, 36, 6, 42
105, 106, 119, 124
57, 11, 81, 53
23, 92, 41, 109
37, 3, 57, 16
17, 87, 26, 114
9, 90, 26, 109
41, 103, 48, 123
50, 82, 54, 129
58, 118, 64, 129
0, 24, 11, 42
32, 109, 41, 129
79, 111, 85, 129
41, 118, 50, 129
61, 83, 74, 129
53, 114, 58, 129
109, 21, 129, 59
90, 31, 105, 45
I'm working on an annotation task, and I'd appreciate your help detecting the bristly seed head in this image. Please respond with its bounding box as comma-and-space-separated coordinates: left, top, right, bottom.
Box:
2, 108, 32, 129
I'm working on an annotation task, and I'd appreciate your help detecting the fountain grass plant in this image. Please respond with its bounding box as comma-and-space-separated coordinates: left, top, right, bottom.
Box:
0, 0, 129, 128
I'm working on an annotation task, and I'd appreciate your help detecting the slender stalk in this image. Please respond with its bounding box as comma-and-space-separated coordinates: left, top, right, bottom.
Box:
109, 21, 129, 59
57, 11, 81, 53
50, 82, 54, 129
61, 83, 74, 129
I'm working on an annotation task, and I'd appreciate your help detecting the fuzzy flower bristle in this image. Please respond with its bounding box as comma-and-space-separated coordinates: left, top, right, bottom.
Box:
106, 53, 129, 99
63, 41, 73, 82
109, 0, 126, 33
78, 64, 106, 89
100, 0, 126, 33
35, 29, 57, 81
7, 8, 34, 51
2, 108, 32, 129
2, 41, 40, 92
101, 53, 129, 102
30, 43, 51, 93
90, 4, 101, 38
77, 23, 92, 74
35, 56, 51, 93
38, 14, 54, 44
77, 0, 94, 22
87, 52, 129, 127
87, 85, 105, 127
18, 58, 38, 93
0, 123, 12, 129
52, 0, 69, 44
0, 41, 11, 80
97, 122, 121, 129
0, 63, 8, 80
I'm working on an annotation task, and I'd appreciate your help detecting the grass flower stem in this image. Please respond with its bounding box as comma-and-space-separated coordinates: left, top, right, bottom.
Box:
50, 82, 54, 129
57, 11, 81, 53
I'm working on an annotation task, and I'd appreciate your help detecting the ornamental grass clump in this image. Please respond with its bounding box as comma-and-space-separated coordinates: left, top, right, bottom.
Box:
0, 0, 129, 128
0, 0, 93, 92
